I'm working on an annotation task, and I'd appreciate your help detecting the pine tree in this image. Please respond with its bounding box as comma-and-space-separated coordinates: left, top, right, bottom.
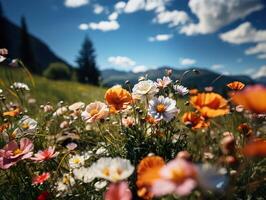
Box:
0, 1, 9, 49
20, 16, 37, 73
76, 36, 100, 85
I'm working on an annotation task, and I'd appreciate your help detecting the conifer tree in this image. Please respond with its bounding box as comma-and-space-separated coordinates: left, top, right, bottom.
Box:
76, 36, 100, 85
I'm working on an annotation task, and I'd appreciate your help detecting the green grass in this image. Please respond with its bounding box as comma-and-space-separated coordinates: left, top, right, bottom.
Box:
0, 67, 106, 104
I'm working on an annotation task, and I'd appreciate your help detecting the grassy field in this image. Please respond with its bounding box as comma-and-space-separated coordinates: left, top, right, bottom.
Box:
0, 67, 106, 104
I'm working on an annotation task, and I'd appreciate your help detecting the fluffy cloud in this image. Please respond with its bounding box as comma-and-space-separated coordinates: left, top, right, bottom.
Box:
179, 58, 196, 66
115, 1, 126, 13
64, 0, 89, 8
245, 43, 266, 55
220, 22, 266, 59
124, 0, 145, 13
211, 64, 224, 70
108, 56, 136, 67
93, 4, 105, 14
78, 23, 89, 30
108, 12, 119, 21
132, 65, 148, 73
153, 10, 190, 27
220, 22, 266, 44
148, 34, 173, 42
88, 21, 120, 31
253, 65, 266, 78
180, 0, 263, 35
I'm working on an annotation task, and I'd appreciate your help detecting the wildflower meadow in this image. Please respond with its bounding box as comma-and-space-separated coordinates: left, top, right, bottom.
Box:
0, 49, 266, 200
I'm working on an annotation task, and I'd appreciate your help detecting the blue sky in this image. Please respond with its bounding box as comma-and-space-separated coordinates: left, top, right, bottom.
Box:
2, 0, 266, 76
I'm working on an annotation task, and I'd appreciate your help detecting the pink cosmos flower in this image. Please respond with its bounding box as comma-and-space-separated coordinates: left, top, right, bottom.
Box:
105, 181, 132, 200
31, 146, 59, 162
32, 172, 50, 185
151, 158, 197, 197
0, 138, 34, 169
155, 76, 172, 89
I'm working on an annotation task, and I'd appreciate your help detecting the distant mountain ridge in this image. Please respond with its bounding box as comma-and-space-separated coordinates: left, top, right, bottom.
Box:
101, 67, 261, 94
1, 16, 70, 71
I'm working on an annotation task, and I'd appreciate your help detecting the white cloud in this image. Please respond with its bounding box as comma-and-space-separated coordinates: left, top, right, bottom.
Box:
153, 10, 190, 27
88, 20, 120, 31
108, 56, 136, 67
180, 0, 263, 35
148, 34, 173, 42
93, 4, 104, 14
257, 54, 266, 59
145, 0, 170, 12
78, 23, 89, 30
115, 1, 126, 13
64, 0, 89, 8
211, 64, 224, 70
220, 22, 266, 44
124, 0, 145, 13
108, 12, 119, 21
245, 43, 266, 56
132, 65, 147, 73
179, 58, 196, 66
244, 68, 255, 75
253, 65, 266, 78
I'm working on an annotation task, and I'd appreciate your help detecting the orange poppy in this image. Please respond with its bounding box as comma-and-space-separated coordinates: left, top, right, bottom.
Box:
227, 81, 245, 90
136, 156, 165, 199
105, 85, 132, 113
190, 92, 229, 118
3, 107, 20, 117
189, 89, 198, 96
182, 112, 209, 129
242, 138, 266, 157
145, 115, 159, 125
230, 85, 266, 114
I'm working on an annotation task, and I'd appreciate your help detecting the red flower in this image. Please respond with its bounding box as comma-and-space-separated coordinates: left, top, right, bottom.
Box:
36, 191, 49, 200
32, 172, 50, 185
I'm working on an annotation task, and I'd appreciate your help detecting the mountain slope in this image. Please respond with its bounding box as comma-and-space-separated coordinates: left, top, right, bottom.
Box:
1, 16, 70, 71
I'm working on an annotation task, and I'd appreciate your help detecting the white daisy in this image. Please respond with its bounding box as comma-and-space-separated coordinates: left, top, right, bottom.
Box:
73, 167, 95, 183
13, 115, 37, 138
94, 180, 108, 191
69, 154, 85, 169
148, 96, 179, 122
90, 157, 134, 182
173, 85, 189, 96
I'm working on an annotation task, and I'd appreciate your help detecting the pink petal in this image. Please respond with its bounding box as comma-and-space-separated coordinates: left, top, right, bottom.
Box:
151, 180, 176, 197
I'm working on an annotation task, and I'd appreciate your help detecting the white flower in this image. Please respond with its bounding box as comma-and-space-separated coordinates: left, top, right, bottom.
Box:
81, 101, 109, 123
0, 89, 2, 93
11, 82, 30, 91
56, 173, 75, 192
94, 180, 108, 191
173, 85, 189, 96
53, 106, 68, 116
155, 76, 172, 89
69, 154, 85, 169
132, 80, 158, 100
73, 167, 95, 183
68, 101, 85, 111
13, 115, 37, 138
95, 146, 108, 155
90, 157, 134, 182
0, 55, 6, 63
148, 96, 179, 122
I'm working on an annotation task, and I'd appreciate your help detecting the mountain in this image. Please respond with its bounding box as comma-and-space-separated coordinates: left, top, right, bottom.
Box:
101, 67, 256, 94
0, 14, 70, 71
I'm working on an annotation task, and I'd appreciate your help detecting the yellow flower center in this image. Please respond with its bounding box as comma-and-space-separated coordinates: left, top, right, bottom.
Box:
90, 108, 99, 116
63, 176, 70, 185
21, 123, 29, 130
73, 158, 81, 164
13, 148, 22, 155
170, 167, 186, 183
156, 104, 166, 113
102, 167, 110, 177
